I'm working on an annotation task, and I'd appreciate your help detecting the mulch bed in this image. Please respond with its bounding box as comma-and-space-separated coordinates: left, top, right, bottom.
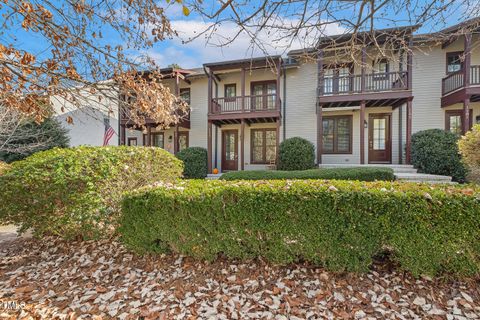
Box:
0, 237, 479, 319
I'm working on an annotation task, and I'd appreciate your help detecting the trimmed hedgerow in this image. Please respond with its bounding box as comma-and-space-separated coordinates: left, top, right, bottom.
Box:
0, 146, 183, 239
278, 137, 315, 170
120, 180, 480, 277
411, 129, 467, 182
220, 167, 395, 181
176, 147, 208, 179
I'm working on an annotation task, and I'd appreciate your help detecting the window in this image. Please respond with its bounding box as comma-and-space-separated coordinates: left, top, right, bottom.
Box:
251, 129, 277, 164
224, 84, 236, 98
445, 110, 472, 135
127, 137, 137, 146
446, 52, 463, 74
179, 132, 189, 151
180, 88, 191, 105
322, 116, 352, 154
373, 59, 389, 80
251, 81, 277, 110
152, 132, 164, 148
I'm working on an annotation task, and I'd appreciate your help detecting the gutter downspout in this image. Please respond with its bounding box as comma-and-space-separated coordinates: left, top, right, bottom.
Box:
282, 62, 287, 141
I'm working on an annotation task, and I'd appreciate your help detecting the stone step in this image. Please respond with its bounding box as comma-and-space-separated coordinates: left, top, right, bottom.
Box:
206, 174, 223, 180
318, 164, 417, 174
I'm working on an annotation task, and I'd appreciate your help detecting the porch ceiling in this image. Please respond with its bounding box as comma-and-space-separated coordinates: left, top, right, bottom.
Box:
319, 91, 413, 108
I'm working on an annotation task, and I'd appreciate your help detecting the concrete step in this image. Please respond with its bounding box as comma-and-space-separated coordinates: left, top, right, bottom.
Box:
318, 164, 418, 174
395, 172, 453, 183
206, 174, 223, 180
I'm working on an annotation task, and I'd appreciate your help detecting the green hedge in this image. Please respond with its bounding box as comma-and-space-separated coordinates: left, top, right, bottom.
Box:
120, 180, 480, 277
278, 137, 315, 170
176, 147, 208, 179
0, 146, 183, 239
220, 167, 395, 181
411, 129, 467, 182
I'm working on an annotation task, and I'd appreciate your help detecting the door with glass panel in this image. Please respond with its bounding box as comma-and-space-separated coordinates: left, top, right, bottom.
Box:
251, 81, 277, 110
323, 65, 352, 94
368, 114, 391, 163
222, 130, 238, 171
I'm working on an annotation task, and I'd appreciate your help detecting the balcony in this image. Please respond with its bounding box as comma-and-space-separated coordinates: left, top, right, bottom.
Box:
120, 105, 190, 129
442, 65, 480, 95
209, 94, 281, 124
318, 71, 412, 108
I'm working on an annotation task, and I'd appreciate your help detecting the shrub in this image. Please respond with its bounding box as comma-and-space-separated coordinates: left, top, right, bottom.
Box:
220, 167, 394, 181
120, 180, 480, 277
411, 129, 467, 182
176, 147, 208, 179
0, 117, 70, 163
459, 124, 480, 183
278, 137, 315, 171
0, 161, 10, 175
0, 146, 183, 239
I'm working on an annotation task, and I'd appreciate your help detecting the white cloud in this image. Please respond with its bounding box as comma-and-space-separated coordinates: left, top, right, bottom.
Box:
146, 18, 345, 68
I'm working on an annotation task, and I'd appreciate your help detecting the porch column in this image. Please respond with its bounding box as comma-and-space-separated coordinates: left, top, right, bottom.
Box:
360, 100, 366, 164
463, 98, 471, 134
276, 119, 280, 165
146, 125, 152, 146
207, 120, 213, 173
464, 33, 472, 87
120, 124, 126, 145
276, 58, 281, 110
407, 38, 413, 90
207, 68, 213, 113
241, 67, 246, 112
317, 104, 323, 164
240, 119, 245, 170
361, 47, 366, 93
406, 98, 413, 164
317, 49, 324, 96
174, 125, 179, 154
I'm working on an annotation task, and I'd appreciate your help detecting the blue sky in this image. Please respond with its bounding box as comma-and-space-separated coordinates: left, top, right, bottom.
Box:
2, 0, 476, 71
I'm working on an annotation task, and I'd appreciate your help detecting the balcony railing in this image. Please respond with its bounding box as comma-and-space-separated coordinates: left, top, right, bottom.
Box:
318, 71, 408, 96
211, 94, 280, 114
442, 65, 480, 95
120, 105, 190, 124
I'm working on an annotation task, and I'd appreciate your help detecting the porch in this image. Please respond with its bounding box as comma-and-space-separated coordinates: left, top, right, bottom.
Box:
204, 56, 283, 173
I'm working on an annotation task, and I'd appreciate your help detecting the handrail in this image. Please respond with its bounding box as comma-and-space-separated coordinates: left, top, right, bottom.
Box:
211, 94, 281, 114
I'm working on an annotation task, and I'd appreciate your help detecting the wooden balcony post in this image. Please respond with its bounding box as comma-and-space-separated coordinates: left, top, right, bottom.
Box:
240, 119, 245, 170
464, 33, 472, 87
463, 98, 471, 134
241, 67, 246, 112
120, 124, 126, 145
317, 49, 324, 96
207, 68, 213, 113
406, 98, 413, 164
317, 104, 323, 164
276, 58, 281, 110
207, 120, 213, 173
174, 125, 179, 154
361, 46, 366, 93
360, 100, 366, 164
407, 38, 413, 90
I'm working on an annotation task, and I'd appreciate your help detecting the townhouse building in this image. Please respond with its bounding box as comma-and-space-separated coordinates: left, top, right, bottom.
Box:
56, 19, 480, 174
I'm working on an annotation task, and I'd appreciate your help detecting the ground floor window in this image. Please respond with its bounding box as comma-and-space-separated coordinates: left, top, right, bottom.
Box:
445, 110, 473, 135
251, 128, 277, 164
144, 132, 164, 148
179, 132, 189, 151
127, 137, 137, 146
322, 115, 352, 154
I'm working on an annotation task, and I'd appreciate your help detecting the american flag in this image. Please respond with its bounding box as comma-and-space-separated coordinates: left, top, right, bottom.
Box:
103, 118, 115, 146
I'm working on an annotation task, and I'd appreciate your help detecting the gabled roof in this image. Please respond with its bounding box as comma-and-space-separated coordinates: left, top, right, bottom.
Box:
414, 17, 480, 42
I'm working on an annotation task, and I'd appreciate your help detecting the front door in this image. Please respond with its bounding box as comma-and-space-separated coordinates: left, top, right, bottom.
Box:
222, 130, 238, 171
368, 114, 392, 163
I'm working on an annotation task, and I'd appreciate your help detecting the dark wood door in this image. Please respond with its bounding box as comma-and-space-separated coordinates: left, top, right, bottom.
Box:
368, 114, 392, 163
222, 130, 238, 171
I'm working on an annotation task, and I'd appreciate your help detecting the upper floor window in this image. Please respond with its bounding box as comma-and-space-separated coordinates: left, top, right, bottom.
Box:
180, 88, 190, 105
373, 59, 389, 74
224, 84, 237, 97
446, 52, 463, 74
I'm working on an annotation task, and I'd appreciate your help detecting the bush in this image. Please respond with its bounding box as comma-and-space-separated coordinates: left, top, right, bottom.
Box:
459, 124, 480, 183
411, 129, 467, 182
120, 179, 480, 277
0, 117, 70, 163
176, 147, 208, 179
0, 146, 183, 239
0, 161, 10, 175
278, 137, 315, 171
220, 167, 395, 181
